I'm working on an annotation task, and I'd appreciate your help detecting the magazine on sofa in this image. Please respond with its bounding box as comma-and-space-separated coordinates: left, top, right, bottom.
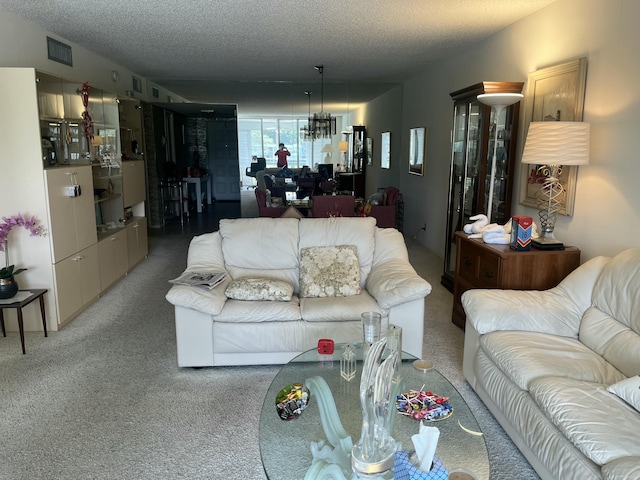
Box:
169, 271, 227, 290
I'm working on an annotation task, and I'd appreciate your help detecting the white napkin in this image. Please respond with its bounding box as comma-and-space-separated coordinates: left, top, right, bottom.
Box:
411, 423, 440, 472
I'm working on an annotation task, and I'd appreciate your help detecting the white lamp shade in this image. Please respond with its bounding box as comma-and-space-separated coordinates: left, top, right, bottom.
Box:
320, 144, 333, 153
477, 93, 523, 108
522, 122, 590, 166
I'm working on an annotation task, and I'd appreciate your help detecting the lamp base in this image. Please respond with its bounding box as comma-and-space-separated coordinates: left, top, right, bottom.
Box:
532, 237, 565, 251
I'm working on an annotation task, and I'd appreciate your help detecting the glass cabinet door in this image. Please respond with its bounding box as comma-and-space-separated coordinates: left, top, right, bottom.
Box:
441, 81, 523, 293
484, 105, 517, 225
443, 100, 483, 283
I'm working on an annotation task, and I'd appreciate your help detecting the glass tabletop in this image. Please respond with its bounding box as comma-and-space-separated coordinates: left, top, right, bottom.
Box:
259, 346, 489, 479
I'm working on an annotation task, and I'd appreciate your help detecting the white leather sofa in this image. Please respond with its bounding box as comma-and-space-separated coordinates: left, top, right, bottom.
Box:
462, 248, 640, 480
166, 217, 432, 367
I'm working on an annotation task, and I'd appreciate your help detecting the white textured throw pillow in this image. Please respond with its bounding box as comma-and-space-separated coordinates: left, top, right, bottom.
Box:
225, 277, 294, 302
299, 245, 361, 298
608, 375, 640, 412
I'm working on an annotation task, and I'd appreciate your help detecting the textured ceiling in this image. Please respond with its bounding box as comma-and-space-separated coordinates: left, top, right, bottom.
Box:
1, 0, 555, 115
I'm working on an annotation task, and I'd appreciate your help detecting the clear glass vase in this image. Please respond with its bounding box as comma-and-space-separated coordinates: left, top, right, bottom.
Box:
351, 337, 400, 478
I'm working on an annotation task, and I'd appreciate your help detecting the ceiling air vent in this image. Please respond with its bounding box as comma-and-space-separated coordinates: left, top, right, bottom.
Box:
46, 37, 72, 66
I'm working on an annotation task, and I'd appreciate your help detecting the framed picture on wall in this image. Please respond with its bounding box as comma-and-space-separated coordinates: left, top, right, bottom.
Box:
381, 132, 390, 169
366, 138, 373, 166
519, 57, 588, 216
409, 127, 425, 176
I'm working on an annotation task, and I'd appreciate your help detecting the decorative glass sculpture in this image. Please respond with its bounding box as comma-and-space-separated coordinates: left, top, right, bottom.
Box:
351, 337, 400, 477
340, 344, 356, 381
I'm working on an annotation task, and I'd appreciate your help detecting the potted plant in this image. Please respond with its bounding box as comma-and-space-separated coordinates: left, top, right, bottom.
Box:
0, 214, 46, 299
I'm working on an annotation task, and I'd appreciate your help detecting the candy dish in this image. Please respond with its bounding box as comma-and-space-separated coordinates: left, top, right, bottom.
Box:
395, 390, 453, 421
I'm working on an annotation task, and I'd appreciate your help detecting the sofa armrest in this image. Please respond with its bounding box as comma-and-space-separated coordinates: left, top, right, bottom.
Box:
462, 254, 609, 337
461, 288, 583, 338
366, 259, 432, 309
166, 278, 230, 316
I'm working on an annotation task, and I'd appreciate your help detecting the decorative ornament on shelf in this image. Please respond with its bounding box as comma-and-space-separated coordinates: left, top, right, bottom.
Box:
0, 214, 47, 299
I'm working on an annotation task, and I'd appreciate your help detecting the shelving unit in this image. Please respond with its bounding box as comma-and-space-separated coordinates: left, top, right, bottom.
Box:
119, 98, 148, 269
0, 67, 149, 332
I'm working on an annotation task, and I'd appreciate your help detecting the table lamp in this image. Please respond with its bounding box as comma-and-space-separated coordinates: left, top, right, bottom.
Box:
521, 121, 590, 249
477, 93, 524, 223
321, 143, 333, 163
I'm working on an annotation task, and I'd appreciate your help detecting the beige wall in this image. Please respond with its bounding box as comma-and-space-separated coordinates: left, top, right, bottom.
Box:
0, 8, 183, 103
368, 0, 639, 262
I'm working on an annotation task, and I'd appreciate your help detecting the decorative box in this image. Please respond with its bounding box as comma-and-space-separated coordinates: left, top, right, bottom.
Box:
510, 215, 533, 251
394, 450, 448, 480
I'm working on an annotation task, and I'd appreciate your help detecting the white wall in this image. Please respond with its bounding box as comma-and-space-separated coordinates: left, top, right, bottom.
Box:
372, 0, 640, 262
0, 7, 183, 103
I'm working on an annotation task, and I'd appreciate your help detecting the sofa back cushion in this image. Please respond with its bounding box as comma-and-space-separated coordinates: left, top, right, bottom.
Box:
580, 248, 640, 377
219, 218, 301, 291
299, 217, 376, 287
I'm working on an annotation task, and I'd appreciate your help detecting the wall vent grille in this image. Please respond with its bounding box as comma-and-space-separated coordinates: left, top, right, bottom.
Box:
47, 37, 72, 66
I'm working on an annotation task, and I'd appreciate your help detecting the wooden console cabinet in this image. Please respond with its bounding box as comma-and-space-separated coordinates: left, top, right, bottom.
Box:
452, 231, 581, 328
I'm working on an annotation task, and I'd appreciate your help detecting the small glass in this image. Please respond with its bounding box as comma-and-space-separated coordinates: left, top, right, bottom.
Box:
340, 344, 356, 381
361, 311, 382, 356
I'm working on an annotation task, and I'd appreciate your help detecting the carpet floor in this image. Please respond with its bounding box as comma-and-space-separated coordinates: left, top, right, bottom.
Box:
0, 207, 539, 479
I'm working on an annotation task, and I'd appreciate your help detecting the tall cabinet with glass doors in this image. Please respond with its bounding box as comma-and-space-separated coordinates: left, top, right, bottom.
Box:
441, 81, 524, 292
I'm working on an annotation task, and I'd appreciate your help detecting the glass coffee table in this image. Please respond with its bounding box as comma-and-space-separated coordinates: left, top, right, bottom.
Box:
259, 345, 489, 479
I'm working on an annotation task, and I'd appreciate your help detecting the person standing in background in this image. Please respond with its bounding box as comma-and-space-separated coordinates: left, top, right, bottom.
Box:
275, 143, 290, 168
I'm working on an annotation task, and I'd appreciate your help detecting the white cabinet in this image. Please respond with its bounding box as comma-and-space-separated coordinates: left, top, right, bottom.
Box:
44, 166, 97, 263
126, 217, 148, 269
98, 229, 128, 291
122, 160, 146, 208
52, 244, 100, 324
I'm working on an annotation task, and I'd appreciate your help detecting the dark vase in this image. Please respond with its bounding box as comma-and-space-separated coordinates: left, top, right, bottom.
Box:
0, 276, 18, 299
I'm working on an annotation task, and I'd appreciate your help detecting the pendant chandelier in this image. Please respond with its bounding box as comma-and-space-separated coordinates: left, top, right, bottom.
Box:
301, 65, 336, 140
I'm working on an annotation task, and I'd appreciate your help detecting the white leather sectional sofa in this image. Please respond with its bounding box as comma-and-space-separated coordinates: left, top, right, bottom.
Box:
166, 217, 432, 367
462, 248, 640, 480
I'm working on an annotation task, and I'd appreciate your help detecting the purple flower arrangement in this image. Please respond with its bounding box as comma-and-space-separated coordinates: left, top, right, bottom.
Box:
0, 214, 46, 278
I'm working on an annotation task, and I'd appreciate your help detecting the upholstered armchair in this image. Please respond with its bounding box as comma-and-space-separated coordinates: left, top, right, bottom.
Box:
255, 188, 287, 218
368, 187, 400, 229
311, 195, 355, 218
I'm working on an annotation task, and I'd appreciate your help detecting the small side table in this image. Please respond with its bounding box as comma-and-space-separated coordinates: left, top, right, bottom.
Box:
0, 289, 48, 354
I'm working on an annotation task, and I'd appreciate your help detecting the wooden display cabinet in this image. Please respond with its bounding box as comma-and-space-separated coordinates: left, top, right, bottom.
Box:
442, 81, 524, 292
452, 232, 581, 328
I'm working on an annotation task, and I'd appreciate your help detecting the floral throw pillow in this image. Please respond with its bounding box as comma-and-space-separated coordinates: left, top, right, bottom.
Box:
299, 245, 361, 298
225, 277, 294, 302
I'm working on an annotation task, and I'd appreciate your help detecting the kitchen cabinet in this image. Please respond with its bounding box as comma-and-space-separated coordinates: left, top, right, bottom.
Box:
122, 160, 146, 208
98, 229, 128, 291
44, 166, 97, 263
52, 244, 100, 324
441, 81, 524, 292
126, 217, 148, 269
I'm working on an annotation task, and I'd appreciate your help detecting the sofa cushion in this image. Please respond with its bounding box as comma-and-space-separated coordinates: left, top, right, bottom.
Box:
529, 377, 640, 465
300, 291, 384, 322
601, 457, 640, 480
219, 218, 301, 291
580, 307, 640, 378
225, 277, 294, 302
367, 258, 431, 309
299, 217, 376, 287
583, 248, 640, 377
608, 375, 640, 413
299, 245, 361, 298
215, 296, 301, 323
480, 331, 626, 391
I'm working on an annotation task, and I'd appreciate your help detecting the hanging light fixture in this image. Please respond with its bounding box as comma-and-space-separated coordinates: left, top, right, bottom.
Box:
301, 65, 336, 139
